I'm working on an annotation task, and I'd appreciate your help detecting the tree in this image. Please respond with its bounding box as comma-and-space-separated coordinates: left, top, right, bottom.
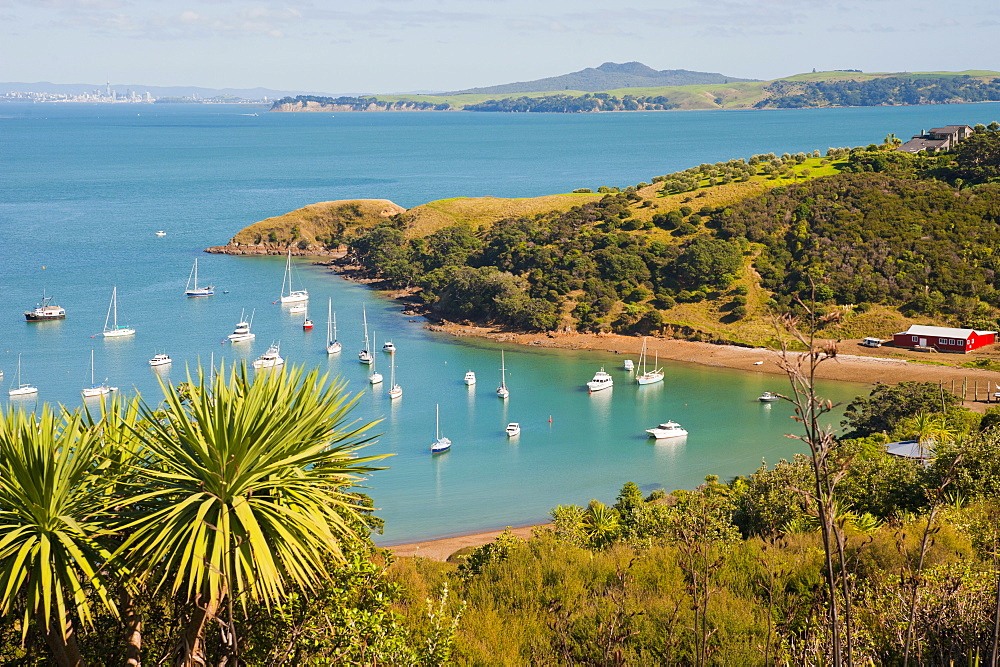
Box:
842, 382, 959, 438
0, 405, 118, 666
116, 364, 386, 665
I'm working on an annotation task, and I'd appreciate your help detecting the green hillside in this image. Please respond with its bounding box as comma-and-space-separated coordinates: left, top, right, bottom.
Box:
369, 70, 1000, 111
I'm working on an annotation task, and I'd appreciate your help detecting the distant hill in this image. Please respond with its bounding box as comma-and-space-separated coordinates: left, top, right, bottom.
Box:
445, 62, 755, 95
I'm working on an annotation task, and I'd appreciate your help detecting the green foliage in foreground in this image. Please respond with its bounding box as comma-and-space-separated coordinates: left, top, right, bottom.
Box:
0, 365, 461, 665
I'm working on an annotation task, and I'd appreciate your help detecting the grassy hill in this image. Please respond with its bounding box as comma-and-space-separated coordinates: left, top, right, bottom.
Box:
369, 70, 1000, 111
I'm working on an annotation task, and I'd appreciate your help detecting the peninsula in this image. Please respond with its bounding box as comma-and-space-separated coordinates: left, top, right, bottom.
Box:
210, 126, 1000, 390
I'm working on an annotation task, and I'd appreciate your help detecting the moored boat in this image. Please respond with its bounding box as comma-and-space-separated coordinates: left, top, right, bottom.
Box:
326, 299, 342, 354
635, 338, 664, 385
587, 368, 613, 392
505, 422, 521, 437
184, 258, 214, 297
148, 353, 172, 367
497, 351, 509, 399
430, 404, 452, 454
227, 309, 255, 342
101, 286, 135, 338
646, 420, 688, 439
464, 370, 477, 386
82, 350, 116, 398
24, 292, 66, 321
7, 354, 37, 397
252, 343, 284, 369
758, 391, 780, 402
278, 249, 308, 303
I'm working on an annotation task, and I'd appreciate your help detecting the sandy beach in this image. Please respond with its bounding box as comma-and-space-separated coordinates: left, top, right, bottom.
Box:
426, 323, 1000, 407
385, 525, 547, 562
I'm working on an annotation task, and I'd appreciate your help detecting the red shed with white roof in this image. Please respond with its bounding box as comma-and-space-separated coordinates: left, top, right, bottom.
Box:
892, 325, 996, 353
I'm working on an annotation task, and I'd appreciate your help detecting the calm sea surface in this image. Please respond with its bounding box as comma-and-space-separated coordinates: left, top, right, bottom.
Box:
3, 102, 999, 543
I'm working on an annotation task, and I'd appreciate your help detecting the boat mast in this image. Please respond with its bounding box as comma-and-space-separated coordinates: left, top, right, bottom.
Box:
327, 298, 333, 344
500, 351, 507, 389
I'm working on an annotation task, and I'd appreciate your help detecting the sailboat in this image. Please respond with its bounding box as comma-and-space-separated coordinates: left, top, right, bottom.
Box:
8, 354, 38, 397
184, 258, 214, 297
635, 337, 664, 385
82, 349, 116, 397
369, 330, 383, 384
497, 350, 509, 399
359, 306, 373, 364
278, 249, 308, 303
430, 404, 451, 453
326, 299, 341, 354
302, 305, 313, 330
102, 286, 135, 337
388, 351, 402, 399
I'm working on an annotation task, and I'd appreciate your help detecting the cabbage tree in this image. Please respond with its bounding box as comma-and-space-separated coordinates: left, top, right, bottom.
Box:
117, 363, 386, 665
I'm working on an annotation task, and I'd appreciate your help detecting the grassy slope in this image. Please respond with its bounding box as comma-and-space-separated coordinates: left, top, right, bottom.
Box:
223, 152, 938, 347
372, 70, 1000, 110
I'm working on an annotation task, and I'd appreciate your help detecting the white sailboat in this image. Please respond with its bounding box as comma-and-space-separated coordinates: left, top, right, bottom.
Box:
359, 306, 373, 364
102, 286, 135, 337
497, 350, 509, 399
635, 338, 664, 385
430, 404, 451, 454
227, 309, 255, 342
388, 351, 402, 399
369, 330, 383, 384
7, 354, 38, 397
278, 249, 308, 303
82, 349, 116, 397
326, 299, 341, 354
184, 258, 214, 297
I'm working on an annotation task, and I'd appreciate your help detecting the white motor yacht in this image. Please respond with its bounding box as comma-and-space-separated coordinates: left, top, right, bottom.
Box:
505, 423, 521, 437
149, 353, 172, 367
758, 391, 780, 402
252, 343, 284, 369
464, 370, 477, 386
587, 368, 613, 392
227, 309, 256, 342
646, 421, 688, 439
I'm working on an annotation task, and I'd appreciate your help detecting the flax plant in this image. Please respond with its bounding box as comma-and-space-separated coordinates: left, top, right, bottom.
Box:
0, 405, 118, 666
116, 363, 387, 665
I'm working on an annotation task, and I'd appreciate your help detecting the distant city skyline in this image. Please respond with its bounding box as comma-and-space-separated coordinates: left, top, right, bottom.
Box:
3, 0, 998, 93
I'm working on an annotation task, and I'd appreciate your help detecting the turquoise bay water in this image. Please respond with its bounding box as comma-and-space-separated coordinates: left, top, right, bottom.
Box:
3, 102, 999, 543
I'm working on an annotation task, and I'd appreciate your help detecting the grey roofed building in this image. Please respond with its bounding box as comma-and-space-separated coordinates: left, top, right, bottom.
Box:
897, 124, 975, 153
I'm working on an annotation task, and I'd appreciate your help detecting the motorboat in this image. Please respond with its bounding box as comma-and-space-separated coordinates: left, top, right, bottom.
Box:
505, 423, 521, 437
325, 299, 341, 354
430, 404, 452, 454
464, 370, 477, 386
82, 350, 116, 398
155, 230, 167, 237
646, 421, 688, 439
227, 309, 255, 342
382, 340, 396, 354
24, 292, 66, 321
101, 286, 135, 337
497, 351, 509, 399
758, 391, 780, 402
184, 258, 214, 297
623, 359, 634, 371
587, 368, 613, 392
289, 304, 307, 314
148, 353, 172, 367
252, 343, 284, 369
7, 354, 37, 397
635, 338, 664, 385
278, 249, 308, 303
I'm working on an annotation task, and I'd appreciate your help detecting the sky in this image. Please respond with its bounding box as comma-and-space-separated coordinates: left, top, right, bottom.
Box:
3, 0, 1000, 93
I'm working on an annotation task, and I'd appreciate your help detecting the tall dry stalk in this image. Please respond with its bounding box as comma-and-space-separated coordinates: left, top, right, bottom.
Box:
775, 304, 854, 666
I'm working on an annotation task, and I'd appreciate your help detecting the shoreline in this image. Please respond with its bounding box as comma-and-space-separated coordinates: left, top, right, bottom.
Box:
384, 524, 549, 562
424, 323, 1000, 411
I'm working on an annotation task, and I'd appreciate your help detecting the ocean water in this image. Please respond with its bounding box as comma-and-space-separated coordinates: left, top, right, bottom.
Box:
3, 102, 999, 543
